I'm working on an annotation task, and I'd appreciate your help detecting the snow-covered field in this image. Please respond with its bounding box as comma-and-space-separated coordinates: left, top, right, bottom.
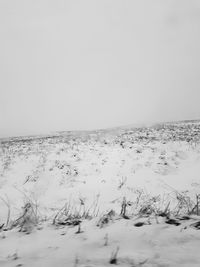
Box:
1, 121, 200, 266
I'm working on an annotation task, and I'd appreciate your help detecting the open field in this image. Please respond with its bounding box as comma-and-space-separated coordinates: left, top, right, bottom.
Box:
1, 120, 200, 266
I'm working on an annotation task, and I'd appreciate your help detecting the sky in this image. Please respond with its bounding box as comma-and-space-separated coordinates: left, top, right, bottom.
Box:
0, 0, 200, 137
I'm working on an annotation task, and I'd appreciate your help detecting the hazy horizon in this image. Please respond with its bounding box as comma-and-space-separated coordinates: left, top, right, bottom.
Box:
1, 0, 200, 138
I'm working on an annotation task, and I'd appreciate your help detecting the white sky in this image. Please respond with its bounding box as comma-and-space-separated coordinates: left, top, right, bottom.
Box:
0, 0, 200, 137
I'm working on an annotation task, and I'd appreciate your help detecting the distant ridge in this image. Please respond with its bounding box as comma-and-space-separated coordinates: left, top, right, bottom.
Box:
1, 119, 200, 143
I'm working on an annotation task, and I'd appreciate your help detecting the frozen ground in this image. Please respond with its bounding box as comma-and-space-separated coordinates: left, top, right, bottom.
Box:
1, 120, 200, 266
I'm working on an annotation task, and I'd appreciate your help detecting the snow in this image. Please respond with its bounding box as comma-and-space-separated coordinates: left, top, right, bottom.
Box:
0, 121, 200, 266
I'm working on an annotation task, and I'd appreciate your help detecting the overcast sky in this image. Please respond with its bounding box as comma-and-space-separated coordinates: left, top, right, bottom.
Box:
0, 0, 200, 137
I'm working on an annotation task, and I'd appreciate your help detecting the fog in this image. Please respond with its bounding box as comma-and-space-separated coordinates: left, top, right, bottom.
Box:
0, 0, 200, 137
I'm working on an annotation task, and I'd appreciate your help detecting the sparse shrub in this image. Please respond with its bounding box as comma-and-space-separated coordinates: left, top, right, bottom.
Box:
190, 194, 200, 216
75, 223, 83, 234
53, 197, 99, 226
174, 191, 196, 216
158, 201, 170, 218
104, 233, 108, 246
110, 246, 120, 264
133, 190, 162, 216
97, 210, 115, 228
12, 202, 38, 233
0, 195, 11, 229
120, 197, 131, 219
118, 177, 127, 190
54, 214, 81, 226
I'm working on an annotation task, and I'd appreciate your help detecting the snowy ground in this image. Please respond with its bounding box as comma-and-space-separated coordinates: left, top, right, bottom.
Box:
1, 121, 200, 266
